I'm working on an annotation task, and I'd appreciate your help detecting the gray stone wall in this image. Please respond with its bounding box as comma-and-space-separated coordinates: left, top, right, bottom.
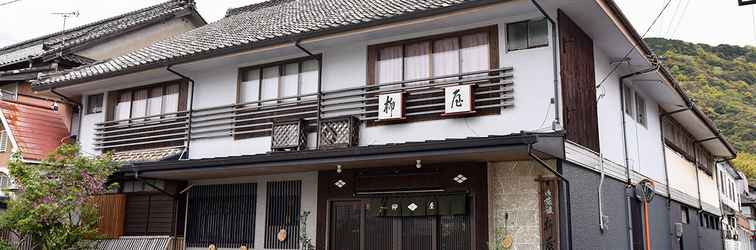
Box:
487, 161, 554, 250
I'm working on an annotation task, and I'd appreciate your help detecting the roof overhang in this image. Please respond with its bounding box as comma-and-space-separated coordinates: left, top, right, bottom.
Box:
125, 133, 565, 180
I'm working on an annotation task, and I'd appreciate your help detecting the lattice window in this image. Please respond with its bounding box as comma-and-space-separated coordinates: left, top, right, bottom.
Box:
265, 180, 302, 249
271, 120, 306, 151
186, 183, 257, 248
318, 116, 359, 149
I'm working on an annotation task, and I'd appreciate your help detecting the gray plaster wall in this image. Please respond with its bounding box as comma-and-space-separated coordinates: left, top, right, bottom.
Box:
562, 161, 724, 250
562, 161, 630, 250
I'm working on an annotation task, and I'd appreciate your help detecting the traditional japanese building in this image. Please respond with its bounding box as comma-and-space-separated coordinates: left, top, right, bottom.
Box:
31, 0, 738, 249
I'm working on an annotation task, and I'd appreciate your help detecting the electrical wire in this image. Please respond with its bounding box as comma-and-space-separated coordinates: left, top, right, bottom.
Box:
664, 0, 685, 37
595, 0, 673, 90
752, 5, 756, 44
669, 0, 692, 38
0, 0, 21, 7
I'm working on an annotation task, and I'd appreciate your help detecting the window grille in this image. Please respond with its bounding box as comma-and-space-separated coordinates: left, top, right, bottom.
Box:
186, 183, 257, 248
265, 180, 302, 249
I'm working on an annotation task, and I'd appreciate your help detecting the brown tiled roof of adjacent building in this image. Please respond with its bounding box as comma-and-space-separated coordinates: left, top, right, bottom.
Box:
0, 101, 69, 161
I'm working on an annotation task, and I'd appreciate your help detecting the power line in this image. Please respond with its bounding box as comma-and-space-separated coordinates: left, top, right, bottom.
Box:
669, 0, 692, 38
595, 0, 673, 90
0, 0, 22, 7
752, 5, 756, 44
664, 0, 685, 36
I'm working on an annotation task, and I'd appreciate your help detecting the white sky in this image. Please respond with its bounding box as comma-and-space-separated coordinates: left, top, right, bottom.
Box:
0, 0, 754, 48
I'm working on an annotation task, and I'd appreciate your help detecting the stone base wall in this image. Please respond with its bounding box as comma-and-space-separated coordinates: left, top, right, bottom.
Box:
488, 161, 554, 250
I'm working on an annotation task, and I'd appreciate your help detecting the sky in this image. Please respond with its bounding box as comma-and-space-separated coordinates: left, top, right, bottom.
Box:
0, 0, 754, 49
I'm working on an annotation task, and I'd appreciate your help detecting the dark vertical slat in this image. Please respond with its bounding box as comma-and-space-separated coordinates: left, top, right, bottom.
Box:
265, 180, 302, 249
185, 183, 256, 248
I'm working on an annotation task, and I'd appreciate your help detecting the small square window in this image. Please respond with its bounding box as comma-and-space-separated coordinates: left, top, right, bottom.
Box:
507, 19, 548, 51
86, 94, 104, 114
635, 93, 647, 126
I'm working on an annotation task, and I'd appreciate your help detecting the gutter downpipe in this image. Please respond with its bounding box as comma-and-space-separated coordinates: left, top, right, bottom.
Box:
528, 143, 572, 250
619, 65, 659, 250
659, 107, 688, 250
294, 40, 323, 149
530, 0, 561, 129
166, 66, 195, 160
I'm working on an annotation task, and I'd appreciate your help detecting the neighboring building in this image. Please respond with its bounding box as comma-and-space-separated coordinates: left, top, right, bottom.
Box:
719, 161, 747, 250
0, 0, 205, 207
743, 193, 756, 250
30, 0, 737, 249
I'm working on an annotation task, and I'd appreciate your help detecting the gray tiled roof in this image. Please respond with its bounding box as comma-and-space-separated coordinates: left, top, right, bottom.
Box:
35, 0, 497, 89
0, 0, 197, 68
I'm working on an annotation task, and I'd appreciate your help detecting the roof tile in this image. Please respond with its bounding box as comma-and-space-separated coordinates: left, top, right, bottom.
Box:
35, 0, 492, 88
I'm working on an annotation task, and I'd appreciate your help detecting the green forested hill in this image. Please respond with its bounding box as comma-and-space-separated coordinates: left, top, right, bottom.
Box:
644, 38, 755, 177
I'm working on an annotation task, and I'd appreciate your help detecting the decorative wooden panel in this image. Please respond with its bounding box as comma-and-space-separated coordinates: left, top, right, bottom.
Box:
93, 194, 126, 239
537, 178, 560, 250
559, 10, 600, 153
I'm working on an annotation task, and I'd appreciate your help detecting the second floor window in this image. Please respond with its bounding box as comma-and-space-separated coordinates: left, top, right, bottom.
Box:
370, 26, 497, 85
86, 94, 104, 114
238, 57, 320, 105
635, 93, 647, 126
506, 19, 548, 51
109, 81, 186, 121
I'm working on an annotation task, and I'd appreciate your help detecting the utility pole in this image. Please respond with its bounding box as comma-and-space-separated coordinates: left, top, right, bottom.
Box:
51, 11, 79, 30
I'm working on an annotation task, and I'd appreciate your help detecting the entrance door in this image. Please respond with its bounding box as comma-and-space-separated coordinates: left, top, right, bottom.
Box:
329, 197, 471, 250
331, 201, 362, 250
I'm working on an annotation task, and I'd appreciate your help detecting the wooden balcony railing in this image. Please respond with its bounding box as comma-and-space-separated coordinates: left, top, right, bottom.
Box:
94, 67, 514, 152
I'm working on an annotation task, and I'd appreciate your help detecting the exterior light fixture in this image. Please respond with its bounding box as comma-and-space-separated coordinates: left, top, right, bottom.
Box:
337, 165, 342, 173
416, 160, 422, 169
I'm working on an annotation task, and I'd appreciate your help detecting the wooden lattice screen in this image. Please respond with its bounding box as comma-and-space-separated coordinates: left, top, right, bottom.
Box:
93, 194, 127, 238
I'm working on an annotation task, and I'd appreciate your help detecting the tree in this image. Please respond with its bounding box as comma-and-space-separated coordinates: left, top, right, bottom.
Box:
0, 144, 118, 249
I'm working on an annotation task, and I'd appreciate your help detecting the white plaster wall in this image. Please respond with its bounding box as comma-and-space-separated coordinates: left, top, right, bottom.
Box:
631, 87, 666, 183
699, 168, 721, 210
77, 18, 198, 60
186, 171, 318, 250
666, 147, 699, 200
593, 45, 666, 185
182, 11, 558, 159
79, 92, 105, 156
593, 46, 627, 167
